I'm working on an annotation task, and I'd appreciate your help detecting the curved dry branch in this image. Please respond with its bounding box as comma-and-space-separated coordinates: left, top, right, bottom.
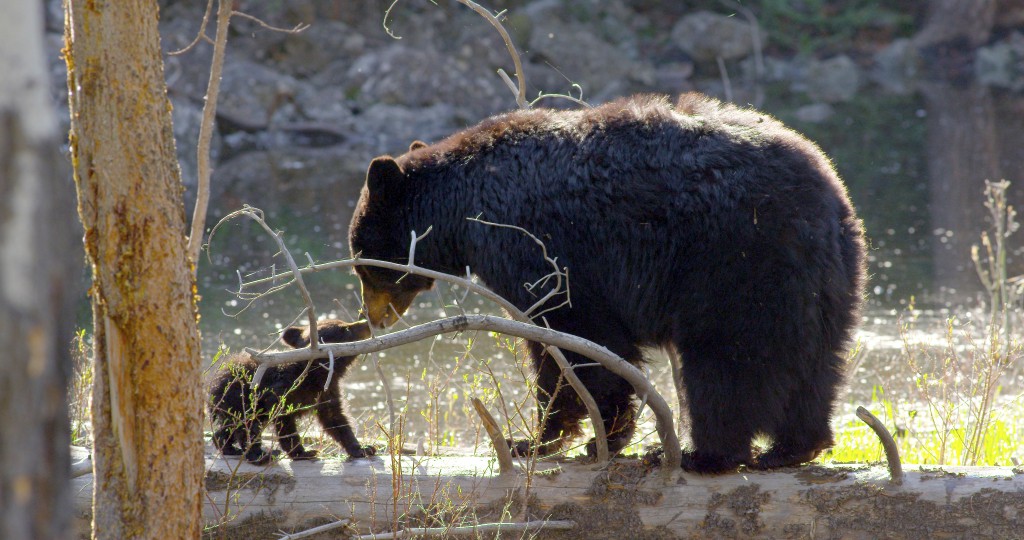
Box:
856, 406, 903, 484
454, 0, 527, 108
241, 253, 610, 463
247, 314, 682, 471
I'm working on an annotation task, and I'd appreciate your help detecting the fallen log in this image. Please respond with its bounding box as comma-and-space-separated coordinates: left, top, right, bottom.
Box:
69, 446, 1024, 539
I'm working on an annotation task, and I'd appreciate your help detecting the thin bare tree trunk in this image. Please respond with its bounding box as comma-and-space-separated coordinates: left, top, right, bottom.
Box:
64, 1, 204, 537
0, 1, 77, 538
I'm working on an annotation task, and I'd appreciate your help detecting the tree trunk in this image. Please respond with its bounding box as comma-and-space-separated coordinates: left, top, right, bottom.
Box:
0, 1, 77, 538
70, 450, 1024, 539
64, 1, 205, 538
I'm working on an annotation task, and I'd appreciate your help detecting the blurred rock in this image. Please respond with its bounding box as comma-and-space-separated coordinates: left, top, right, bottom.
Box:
976, 32, 1024, 91
871, 38, 921, 94
244, 20, 368, 80
348, 103, 464, 155
805, 55, 863, 103
671, 11, 764, 62
217, 57, 304, 130
526, 18, 653, 103
171, 96, 222, 186
343, 44, 510, 120
794, 103, 835, 123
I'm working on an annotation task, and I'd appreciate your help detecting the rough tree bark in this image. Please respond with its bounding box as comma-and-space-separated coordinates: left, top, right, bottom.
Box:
0, 1, 77, 538
64, 1, 204, 538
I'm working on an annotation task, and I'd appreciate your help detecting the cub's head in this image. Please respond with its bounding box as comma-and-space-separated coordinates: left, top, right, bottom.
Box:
281, 319, 372, 348
349, 154, 434, 328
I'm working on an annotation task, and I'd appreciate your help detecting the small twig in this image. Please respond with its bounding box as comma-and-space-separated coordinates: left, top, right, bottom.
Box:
856, 406, 904, 484
168, 0, 215, 55
471, 397, 515, 474
354, 520, 575, 539
382, 0, 404, 39
466, 218, 570, 318
230, 11, 309, 33
407, 227, 433, 267
277, 519, 350, 539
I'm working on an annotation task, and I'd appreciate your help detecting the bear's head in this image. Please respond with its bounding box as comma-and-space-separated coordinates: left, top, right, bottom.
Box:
349, 155, 435, 328
281, 319, 372, 348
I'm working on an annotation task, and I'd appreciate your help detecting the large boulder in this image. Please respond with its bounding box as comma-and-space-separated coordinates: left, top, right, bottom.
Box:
671, 11, 764, 62
805, 55, 863, 103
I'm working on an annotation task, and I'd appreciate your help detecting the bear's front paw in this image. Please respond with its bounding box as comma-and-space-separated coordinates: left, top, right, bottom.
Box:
290, 449, 319, 461
347, 445, 377, 459
505, 438, 536, 457
584, 436, 630, 459
244, 447, 274, 466
679, 450, 745, 474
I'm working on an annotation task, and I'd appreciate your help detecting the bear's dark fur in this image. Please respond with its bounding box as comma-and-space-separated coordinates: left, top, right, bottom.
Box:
349, 93, 866, 473
208, 319, 376, 465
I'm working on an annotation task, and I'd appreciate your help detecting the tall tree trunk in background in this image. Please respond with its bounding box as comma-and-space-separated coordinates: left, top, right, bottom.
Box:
0, 1, 77, 538
920, 83, 1002, 298
64, 1, 204, 537
915, 0, 995, 48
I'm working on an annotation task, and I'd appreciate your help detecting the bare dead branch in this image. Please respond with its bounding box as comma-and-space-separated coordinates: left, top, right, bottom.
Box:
471, 398, 515, 474
246, 313, 682, 471
856, 406, 904, 484
187, 0, 231, 269
240, 249, 610, 462
211, 207, 320, 385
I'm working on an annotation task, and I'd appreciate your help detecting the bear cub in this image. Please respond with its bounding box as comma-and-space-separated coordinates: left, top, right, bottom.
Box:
208, 319, 375, 465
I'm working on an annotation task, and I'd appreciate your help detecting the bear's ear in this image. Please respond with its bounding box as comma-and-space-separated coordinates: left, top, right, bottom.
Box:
281, 326, 308, 348
408, 140, 427, 152
366, 156, 405, 195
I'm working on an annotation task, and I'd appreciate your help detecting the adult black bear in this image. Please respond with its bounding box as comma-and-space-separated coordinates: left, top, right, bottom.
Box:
349, 94, 866, 473
208, 319, 376, 465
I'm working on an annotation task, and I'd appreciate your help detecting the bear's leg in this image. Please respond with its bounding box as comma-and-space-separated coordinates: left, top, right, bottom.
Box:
512, 337, 640, 457
677, 345, 760, 474
213, 425, 243, 456
240, 416, 273, 465
581, 367, 638, 457
275, 413, 317, 460
315, 400, 375, 458
751, 353, 843, 469
507, 343, 588, 456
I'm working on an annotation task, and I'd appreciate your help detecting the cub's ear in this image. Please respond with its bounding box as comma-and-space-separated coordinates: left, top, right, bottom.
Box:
366, 156, 405, 194
281, 326, 308, 348
408, 140, 427, 152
